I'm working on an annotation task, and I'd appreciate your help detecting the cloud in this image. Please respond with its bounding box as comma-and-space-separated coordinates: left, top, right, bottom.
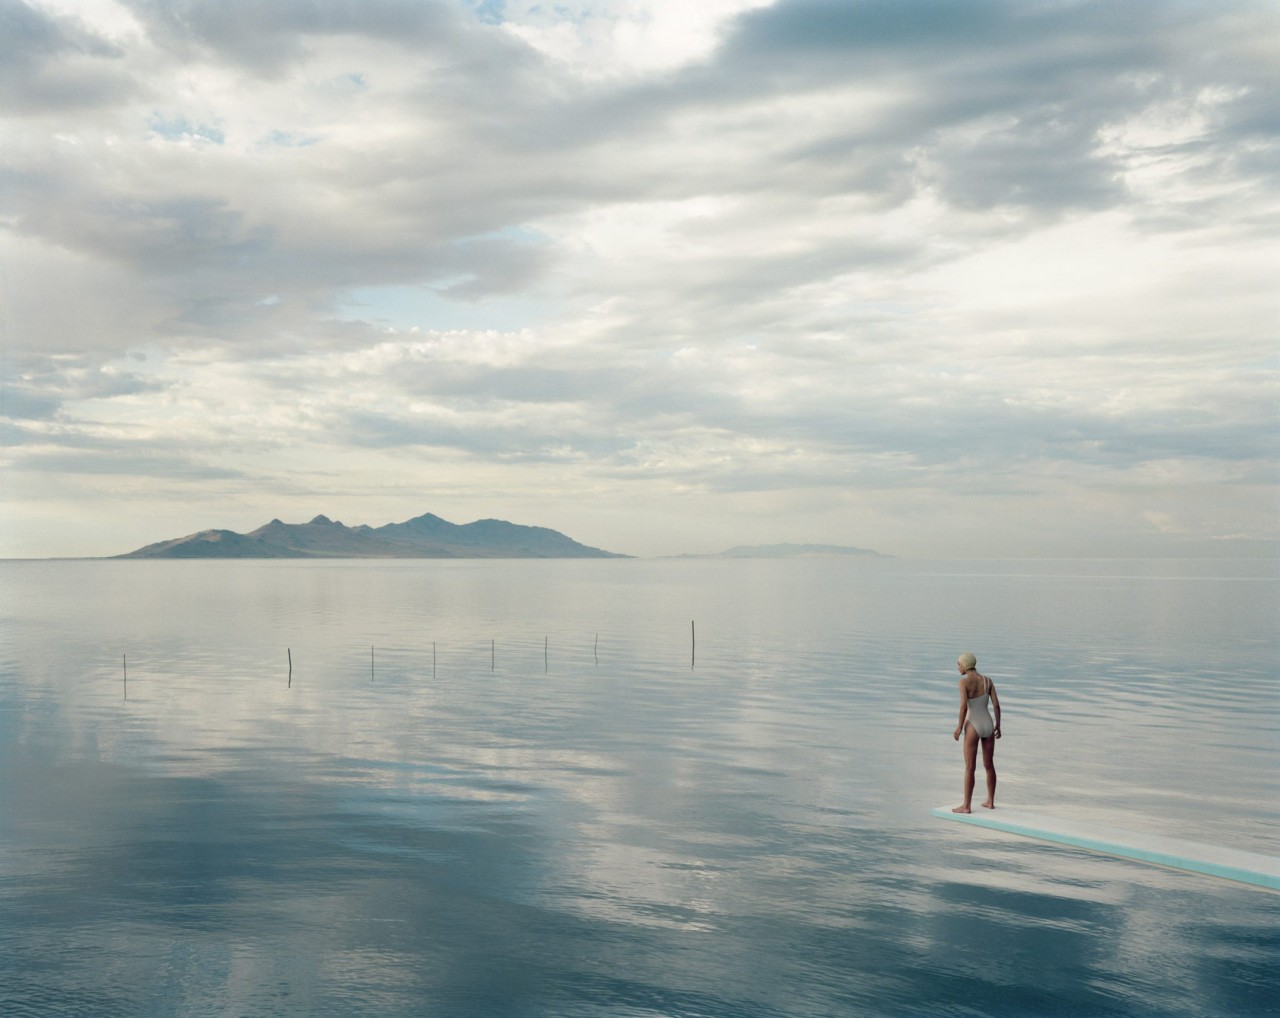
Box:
121, 0, 473, 75
0, 0, 136, 114
1, 0, 1277, 557
711, 0, 1277, 220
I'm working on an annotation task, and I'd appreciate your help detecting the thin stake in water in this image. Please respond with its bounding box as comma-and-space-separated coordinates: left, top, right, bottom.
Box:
691, 620, 696, 670
288, 647, 292, 687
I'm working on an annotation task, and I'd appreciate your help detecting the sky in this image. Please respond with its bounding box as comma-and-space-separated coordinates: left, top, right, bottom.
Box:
1, 0, 1277, 559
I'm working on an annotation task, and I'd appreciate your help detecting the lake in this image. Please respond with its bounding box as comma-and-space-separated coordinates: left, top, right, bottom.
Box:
1, 557, 1276, 1016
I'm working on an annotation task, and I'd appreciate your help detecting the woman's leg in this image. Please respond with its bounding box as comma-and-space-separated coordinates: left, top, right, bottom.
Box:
980, 735, 997, 809
952, 725, 979, 813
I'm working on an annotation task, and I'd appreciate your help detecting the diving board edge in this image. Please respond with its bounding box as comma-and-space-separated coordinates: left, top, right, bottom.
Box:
930, 807, 1280, 891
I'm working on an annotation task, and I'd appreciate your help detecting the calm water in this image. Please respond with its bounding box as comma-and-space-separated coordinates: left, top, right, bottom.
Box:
1, 557, 1277, 1017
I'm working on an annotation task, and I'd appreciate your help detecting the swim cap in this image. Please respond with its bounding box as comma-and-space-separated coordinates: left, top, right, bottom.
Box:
957, 652, 977, 671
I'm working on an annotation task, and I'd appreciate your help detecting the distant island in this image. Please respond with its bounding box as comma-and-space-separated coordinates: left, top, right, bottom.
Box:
688, 543, 888, 559
117, 513, 628, 559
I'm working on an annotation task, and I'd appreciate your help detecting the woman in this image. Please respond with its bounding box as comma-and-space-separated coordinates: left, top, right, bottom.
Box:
952, 652, 1001, 813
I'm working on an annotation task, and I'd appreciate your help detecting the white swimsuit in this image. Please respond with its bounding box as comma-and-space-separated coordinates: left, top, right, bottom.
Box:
966, 676, 995, 739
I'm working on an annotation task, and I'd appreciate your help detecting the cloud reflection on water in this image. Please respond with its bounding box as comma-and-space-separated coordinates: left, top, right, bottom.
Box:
1, 558, 1276, 1015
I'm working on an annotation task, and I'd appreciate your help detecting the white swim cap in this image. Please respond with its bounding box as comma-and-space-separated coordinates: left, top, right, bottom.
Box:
957, 652, 977, 671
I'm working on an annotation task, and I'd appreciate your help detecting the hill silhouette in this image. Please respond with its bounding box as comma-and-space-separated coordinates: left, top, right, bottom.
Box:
118, 513, 627, 559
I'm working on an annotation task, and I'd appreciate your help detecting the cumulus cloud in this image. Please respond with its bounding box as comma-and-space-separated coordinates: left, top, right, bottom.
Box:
1, 0, 1277, 557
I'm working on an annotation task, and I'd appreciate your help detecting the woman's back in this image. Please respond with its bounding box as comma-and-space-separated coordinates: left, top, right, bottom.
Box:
964, 673, 994, 738
962, 672, 991, 702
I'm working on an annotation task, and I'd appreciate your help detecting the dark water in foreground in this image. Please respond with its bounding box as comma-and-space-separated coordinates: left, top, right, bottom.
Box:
1, 557, 1277, 1016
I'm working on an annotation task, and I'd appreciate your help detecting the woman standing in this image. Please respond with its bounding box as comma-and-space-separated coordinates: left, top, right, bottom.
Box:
952, 652, 1001, 813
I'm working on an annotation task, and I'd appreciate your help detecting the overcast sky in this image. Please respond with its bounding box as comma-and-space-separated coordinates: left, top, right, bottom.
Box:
2, 0, 1276, 559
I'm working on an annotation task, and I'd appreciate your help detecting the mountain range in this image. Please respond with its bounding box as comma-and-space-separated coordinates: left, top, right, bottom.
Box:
117, 513, 627, 559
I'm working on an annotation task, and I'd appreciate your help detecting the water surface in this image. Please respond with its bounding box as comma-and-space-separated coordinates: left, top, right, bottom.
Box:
2, 558, 1277, 1016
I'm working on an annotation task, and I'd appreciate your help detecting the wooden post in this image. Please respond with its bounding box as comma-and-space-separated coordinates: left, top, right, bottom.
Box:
288, 647, 292, 687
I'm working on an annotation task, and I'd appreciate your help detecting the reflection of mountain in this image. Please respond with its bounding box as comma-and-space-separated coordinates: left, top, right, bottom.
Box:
117, 513, 628, 559
713, 543, 886, 558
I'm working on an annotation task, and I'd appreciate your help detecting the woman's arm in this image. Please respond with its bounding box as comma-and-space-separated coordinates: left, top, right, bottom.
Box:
989, 682, 1002, 738
954, 682, 969, 740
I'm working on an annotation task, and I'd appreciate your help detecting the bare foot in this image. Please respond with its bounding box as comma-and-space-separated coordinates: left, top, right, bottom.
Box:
981, 801, 995, 809
951, 805, 972, 814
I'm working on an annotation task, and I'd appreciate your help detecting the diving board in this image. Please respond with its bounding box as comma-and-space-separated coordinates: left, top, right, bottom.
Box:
930, 806, 1280, 891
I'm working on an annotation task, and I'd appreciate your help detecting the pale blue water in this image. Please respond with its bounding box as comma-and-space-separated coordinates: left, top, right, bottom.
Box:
1, 557, 1277, 1016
